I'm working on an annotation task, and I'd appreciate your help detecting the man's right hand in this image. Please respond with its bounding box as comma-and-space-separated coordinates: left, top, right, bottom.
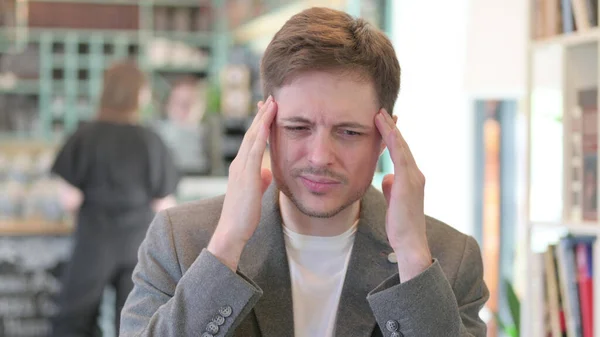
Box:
207, 95, 277, 271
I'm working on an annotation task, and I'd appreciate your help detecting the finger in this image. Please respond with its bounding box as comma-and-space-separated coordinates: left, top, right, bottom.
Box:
381, 110, 417, 166
375, 109, 415, 170
261, 168, 273, 194
252, 95, 272, 126
245, 96, 273, 140
237, 96, 274, 159
247, 100, 277, 169
381, 173, 394, 204
374, 109, 405, 167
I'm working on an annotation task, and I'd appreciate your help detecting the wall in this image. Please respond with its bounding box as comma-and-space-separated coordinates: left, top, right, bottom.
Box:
390, 0, 528, 237
390, 0, 472, 234
464, 0, 528, 98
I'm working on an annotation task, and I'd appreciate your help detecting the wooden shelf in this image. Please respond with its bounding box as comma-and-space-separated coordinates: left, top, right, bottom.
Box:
0, 140, 57, 151
0, 219, 73, 236
0, 27, 142, 40
531, 27, 600, 49
27, 0, 141, 4
151, 66, 209, 74
151, 31, 213, 47
0, 79, 39, 95
28, 0, 206, 6
530, 221, 600, 236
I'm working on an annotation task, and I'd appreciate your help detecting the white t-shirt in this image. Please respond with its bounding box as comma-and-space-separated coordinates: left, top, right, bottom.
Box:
282, 221, 358, 337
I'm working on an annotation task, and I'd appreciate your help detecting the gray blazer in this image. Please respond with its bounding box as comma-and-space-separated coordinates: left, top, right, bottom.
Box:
120, 184, 489, 337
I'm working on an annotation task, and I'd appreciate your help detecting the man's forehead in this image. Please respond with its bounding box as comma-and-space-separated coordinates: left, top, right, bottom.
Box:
272, 72, 378, 122
276, 105, 376, 126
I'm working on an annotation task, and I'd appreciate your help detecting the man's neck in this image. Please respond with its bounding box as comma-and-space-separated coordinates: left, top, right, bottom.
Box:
279, 191, 360, 237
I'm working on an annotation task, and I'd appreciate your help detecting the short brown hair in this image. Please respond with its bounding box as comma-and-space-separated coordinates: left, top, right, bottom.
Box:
261, 7, 400, 113
97, 60, 147, 123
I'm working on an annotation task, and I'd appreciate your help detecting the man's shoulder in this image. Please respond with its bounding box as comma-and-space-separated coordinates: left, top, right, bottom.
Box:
425, 215, 473, 246
165, 194, 226, 229
158, 195, 226, 269
425, 215, 481, 284
362, 186, 476, 255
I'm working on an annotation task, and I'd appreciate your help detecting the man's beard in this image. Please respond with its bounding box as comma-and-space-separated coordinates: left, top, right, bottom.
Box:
274, 167, 372, 218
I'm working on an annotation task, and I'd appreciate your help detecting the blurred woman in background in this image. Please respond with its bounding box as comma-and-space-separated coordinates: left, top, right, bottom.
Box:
50, 60, 179, 337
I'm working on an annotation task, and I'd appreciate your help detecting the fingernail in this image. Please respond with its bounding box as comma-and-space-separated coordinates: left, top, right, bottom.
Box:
267, 95, 273, 102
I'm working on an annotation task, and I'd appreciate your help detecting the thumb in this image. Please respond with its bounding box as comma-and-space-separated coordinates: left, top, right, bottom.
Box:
261, 168, 273, 194
381, 174, 394, 204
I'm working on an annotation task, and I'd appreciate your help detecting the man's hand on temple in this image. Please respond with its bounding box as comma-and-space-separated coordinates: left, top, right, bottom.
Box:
207, 95, 278, 271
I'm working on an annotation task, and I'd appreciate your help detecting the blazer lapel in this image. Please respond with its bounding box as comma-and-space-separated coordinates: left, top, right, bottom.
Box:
237, 184, 397, 337
238, 183, 294, 337
334, 187, 398, 337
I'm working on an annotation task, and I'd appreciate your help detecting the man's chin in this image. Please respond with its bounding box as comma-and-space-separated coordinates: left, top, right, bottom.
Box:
292, 198, 350, 218
276, 178, 359, 218
297, 206, 345, 219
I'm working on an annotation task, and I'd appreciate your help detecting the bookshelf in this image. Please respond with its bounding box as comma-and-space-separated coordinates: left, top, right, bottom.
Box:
524, 0, 600, 336
0, 0, 221, 139
232, 0, 346, 46
532, 221, 600, 235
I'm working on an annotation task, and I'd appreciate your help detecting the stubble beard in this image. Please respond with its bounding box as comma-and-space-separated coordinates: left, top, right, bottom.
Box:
274, 169, 372, 219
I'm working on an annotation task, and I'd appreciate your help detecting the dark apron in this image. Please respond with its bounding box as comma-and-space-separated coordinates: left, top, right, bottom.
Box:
51, 204, 155, 337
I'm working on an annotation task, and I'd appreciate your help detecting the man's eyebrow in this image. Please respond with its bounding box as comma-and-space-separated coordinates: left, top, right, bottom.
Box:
280, 117, 371, 130
333, 122, 371, 130
280, 117, 313, 124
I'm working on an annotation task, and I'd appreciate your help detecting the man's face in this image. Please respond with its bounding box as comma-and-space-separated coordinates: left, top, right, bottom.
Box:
269, 71, 384, 218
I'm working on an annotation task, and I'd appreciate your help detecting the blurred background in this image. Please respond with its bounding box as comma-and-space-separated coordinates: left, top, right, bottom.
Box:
0, 0, 593, 336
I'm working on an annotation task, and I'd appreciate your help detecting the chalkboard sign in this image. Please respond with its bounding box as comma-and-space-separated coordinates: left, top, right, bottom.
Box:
0, 236, 72, 337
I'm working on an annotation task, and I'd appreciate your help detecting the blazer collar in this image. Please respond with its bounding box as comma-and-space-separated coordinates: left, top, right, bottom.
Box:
238, 183, 397, 337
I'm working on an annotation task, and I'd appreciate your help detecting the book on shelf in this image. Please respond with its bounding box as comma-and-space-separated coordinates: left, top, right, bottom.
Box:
569, 95, 583, 221
581, 88, 598, 221
532, 0, 599, 39
557, 238, 583, 336
533, 235, 596, 337
567, 87, 598, 222
576, 241, 594, 337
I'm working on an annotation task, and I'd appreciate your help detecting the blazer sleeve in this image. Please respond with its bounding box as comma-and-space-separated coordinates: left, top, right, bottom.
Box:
366, 236, 489, 337
119, 210, 263, 337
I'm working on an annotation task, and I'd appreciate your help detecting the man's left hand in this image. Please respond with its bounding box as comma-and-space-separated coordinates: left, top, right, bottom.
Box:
374, 109, 433, 282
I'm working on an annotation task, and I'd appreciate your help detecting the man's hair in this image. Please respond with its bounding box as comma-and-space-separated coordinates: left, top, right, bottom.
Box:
98, 59, 147, 123
261, 7, 400, 113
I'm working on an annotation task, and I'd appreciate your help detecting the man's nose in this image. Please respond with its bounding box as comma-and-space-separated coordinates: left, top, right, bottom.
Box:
307, 132, 335, 167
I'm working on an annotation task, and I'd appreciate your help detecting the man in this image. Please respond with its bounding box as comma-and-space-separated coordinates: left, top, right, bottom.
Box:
120, 7, 489, 337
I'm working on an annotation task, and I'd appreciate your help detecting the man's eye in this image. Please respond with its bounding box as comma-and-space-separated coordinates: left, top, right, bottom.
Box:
285, 126, 309, 131
342, 130, 362, 136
